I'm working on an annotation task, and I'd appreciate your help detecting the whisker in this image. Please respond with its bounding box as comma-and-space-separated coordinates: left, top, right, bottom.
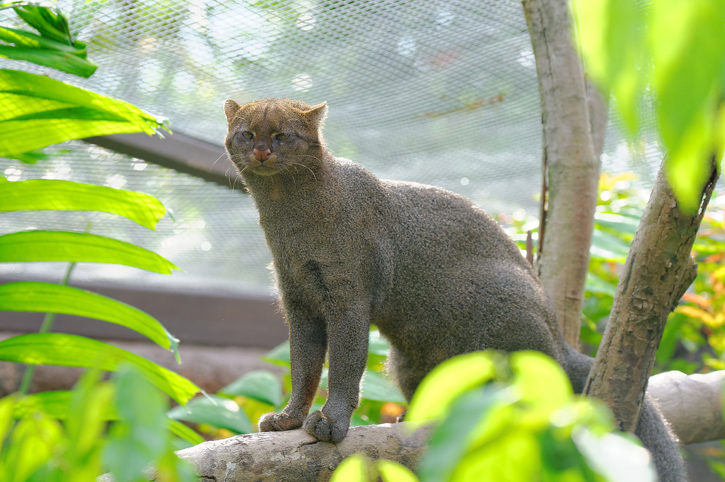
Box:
290, 162, 318, 182
209, 152, 230, 173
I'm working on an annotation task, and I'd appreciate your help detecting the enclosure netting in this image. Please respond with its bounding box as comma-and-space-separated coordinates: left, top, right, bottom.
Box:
0, 0, 665, 296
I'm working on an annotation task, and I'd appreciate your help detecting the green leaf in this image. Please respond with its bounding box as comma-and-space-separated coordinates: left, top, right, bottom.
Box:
0, 394, 17, 453
510, 351, 572, 425
0, 180, 167, 229
0, 230, 178, 274
262, 341, 291, 368
377, 459, 419, 482
0, 44, 96, 77
361, 369, 405, 403
0, 333, 199, 404
2, 414, 64, 482
330, 454, 371, 482
3, 148, 59, 164
167, 395, 252, 434
417, 387, 508, 482
65, 370, 115, 464
0, 281, 177, 353
572, 0, 646, 134
104, 366, 170, 482
0, 69, 168, 157
220, 370, 282, 407
13, 5, 74, 45
167, 418, 204, 446
405, 351, 497, 426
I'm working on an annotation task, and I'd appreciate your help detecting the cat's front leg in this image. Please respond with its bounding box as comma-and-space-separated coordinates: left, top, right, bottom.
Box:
304, 304, 369, 443
259, 310, 326, 433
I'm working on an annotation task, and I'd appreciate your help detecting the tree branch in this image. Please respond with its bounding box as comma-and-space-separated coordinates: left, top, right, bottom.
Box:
102, 373, 721, 482
584, 159, 719, 432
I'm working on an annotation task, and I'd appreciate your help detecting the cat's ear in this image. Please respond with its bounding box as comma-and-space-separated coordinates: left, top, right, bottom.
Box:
303, 102, 328, 127
224, 99, 241, 123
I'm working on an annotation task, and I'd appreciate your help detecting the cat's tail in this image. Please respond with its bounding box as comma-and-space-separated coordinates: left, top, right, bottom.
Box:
562, 345, 687, 482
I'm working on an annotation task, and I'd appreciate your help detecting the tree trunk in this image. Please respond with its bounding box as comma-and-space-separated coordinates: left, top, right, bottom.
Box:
584, 159, 719, 432
522, 0, 601, 349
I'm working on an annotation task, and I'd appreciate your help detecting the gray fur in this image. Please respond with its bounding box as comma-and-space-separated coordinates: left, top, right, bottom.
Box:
224, 98, 686, 481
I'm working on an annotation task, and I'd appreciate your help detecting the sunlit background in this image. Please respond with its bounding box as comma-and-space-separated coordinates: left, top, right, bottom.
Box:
0, 0, 666, 297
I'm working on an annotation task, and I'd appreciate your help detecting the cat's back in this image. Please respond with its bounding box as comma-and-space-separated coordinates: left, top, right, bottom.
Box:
378, 178, 525, 262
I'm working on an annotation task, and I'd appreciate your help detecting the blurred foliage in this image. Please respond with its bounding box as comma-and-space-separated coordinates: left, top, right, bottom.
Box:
508, 173, 725, 375
333, 350, 656, 482
0, 5, 202, 481
571, 0, 725, 214
0, 366, 196, 482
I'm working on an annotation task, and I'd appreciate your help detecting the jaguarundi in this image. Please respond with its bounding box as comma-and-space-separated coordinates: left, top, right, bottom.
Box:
223, 98, 686, 481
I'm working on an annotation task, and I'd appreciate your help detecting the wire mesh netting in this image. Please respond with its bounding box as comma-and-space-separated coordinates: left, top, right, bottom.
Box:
0, 0, 666, 296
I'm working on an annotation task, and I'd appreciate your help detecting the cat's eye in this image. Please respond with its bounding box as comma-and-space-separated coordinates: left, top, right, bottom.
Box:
241, 131, 254, 139
275, 133, 290, 141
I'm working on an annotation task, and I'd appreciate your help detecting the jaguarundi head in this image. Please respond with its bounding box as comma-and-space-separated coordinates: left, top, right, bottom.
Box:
224, 98, 327, 178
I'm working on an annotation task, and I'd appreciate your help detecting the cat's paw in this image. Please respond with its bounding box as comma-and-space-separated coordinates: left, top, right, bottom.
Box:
258, 411, 304, 432
303, 410, 349, 443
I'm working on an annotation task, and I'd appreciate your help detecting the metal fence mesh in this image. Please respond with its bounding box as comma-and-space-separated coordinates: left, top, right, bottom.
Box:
0, 0, 666, 296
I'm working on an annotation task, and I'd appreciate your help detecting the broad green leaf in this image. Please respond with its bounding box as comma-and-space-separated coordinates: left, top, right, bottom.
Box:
0, 394, 16, 453
168, 395, 252, 434
0, 333, 198, 404
262, 341, 291, 368
330, 454, 370, 482
0, 26, 81, 53
361, 369, 405, 403
105, 366, 169, 482
13, 5, 74, 45
0, 282, 177, 352
572, 0, 646, 134
451, 429, 540, 482
405, 351, 497, 426
14, 390, 81, 419
220, 370, 282, 407
0, 230, 178, 274
0, 180, 167, 229
2, 414, 64, 482
418, 387, 508, 482
377, 459, 419, 482
510, 351, 572, 426
167, 418, 204, 446
66, 371, 115, 463
0, 69, 168, 157
3, 147, 62, 164
0, 45, 96, 77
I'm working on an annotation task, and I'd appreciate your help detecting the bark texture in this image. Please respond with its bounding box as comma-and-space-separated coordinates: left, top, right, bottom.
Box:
522, 0, 600, 348
584, 161, 719, 432
175, 423, 430, 482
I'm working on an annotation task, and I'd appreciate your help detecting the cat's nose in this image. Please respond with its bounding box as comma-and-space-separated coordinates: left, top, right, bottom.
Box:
253, 148, 271, 162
